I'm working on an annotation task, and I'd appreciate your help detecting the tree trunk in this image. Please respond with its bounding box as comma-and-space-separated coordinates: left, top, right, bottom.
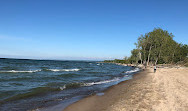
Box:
155, 49, 161, 65
142, 41, 147, 65
143, 52, 145, 64
147, 45, 152, 66
155, 57, 158, 65
139, 51, 143, 64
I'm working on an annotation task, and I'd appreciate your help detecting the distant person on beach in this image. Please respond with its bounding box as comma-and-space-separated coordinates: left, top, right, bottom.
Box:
154, 66, 157, 73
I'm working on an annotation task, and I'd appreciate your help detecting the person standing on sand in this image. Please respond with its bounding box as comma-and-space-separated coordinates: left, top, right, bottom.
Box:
154, 65, 157, 73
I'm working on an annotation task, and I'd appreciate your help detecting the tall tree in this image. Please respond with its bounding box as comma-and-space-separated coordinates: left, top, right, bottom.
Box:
135, 28, 177, 65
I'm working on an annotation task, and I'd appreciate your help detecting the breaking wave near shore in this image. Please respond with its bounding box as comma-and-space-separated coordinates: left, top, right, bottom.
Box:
0, 68, 80, 73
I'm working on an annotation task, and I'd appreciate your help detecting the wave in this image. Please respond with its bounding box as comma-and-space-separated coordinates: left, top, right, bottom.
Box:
0, 68, 80, 73
0, 70, 41, 73
54, 78, 121, 91
1, 77, 126, 103
59, 79, 117, 90
85, 78, 120, 86
2, 87, 61, 102
48, 68, 80, 72
123, 68, 140, 74
60, 83, 85, 90
59, 75, 130, 90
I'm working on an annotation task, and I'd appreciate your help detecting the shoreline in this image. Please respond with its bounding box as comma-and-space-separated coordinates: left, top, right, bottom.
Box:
64, 67, 188, 111
34, 64, 140, 111
63, 68, 146, 111
37, 65, 141, 111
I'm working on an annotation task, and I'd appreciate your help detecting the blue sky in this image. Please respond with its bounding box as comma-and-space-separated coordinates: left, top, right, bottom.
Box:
0, 0, 188, 60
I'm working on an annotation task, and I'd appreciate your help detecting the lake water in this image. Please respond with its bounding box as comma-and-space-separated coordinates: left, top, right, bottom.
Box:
0, 58, 140, 111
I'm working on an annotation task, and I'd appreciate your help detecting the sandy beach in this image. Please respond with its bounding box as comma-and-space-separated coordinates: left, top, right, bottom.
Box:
64, 67, 188, 111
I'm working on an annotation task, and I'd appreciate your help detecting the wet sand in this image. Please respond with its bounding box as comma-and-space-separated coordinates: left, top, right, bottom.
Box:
64, 67, 188, 111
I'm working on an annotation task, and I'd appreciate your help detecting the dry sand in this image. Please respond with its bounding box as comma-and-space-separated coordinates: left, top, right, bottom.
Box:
64, 67, 188, 111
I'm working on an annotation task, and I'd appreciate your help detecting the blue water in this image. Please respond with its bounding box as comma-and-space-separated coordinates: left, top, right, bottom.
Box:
0, 58, 140, 111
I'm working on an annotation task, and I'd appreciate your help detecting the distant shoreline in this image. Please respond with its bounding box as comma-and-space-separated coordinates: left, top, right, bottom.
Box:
0, 57, 102, 62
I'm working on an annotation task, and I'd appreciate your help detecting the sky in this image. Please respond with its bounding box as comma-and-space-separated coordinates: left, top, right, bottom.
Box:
0, 0, 188, 60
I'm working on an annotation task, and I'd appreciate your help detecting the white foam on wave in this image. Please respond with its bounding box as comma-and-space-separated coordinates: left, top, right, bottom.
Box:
48, 68, 80, 72
60, 85, 66, 90
0, 70, 41, 73
85, 78, 120, 86
124, 68, 140, 74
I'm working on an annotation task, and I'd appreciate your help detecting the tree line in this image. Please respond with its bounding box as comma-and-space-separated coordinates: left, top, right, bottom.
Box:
104, 28, 188, 66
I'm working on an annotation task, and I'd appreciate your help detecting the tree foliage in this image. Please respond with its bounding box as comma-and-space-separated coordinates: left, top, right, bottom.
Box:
132, 28, 188, 65
105, 28, 188, 66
